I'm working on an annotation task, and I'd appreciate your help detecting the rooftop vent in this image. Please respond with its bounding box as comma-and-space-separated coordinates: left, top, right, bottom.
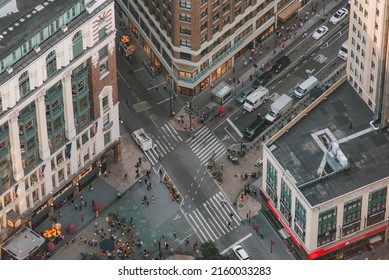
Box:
6, 67, 13, 74
34, 46, 41, 53
61, 25, 68, 33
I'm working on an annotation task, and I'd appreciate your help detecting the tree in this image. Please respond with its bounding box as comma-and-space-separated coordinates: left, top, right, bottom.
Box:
196, 241, 234, 260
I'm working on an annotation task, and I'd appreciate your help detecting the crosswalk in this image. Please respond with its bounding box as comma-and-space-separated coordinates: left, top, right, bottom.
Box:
144, 122, 183, 165
186, 192, 242, 243
186, 126, 226, 165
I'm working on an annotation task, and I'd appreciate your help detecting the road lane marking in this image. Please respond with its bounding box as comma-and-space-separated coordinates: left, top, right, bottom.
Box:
226, 118, 243, 138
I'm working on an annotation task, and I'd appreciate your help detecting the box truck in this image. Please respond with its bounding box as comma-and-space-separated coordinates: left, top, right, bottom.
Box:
131, 128, 153, 151
265, 94, 293, 123
243, 86, 269, 112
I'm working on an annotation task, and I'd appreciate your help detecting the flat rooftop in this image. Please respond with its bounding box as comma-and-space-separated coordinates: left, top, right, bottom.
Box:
271, 81, 389, 206
0, 0, 79, 59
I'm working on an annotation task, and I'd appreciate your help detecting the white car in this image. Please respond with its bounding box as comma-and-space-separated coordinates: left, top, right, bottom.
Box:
329, 8, 349, 25
233, 245, 250, 260
312, 26, 329, 40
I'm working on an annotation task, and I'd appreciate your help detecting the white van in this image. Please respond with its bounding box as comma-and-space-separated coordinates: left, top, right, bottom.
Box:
338, 42, 348, 61
294, 76, 319, 98
243, 87, 269, 112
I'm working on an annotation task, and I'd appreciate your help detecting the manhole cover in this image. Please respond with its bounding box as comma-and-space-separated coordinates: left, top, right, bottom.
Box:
238, 203, 244, 208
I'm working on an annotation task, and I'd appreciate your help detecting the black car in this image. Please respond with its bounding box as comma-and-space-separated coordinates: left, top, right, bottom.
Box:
243, 117, 268, 141
252, 71, 272, 89
272, 55, 290, 73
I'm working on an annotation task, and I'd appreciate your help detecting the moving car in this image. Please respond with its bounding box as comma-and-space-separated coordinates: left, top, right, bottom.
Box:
329, 8, 348, 25
236, 87, 254, 104
272, 55, 290, 73
312, 26, 329, 40
233, 245, 250, 260
252, 71, 272, 89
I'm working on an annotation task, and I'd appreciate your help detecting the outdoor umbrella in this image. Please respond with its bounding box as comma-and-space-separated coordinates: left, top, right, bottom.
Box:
67, 223, 76, 234
47, 241, 56, 252
99, 239, 115, 251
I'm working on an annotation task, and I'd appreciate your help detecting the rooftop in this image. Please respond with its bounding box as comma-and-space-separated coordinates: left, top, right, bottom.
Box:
0, 0, 79, 58
271, 81, 389, 206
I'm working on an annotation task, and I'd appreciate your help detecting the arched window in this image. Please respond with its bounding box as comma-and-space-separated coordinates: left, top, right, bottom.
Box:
19, 71, 30, 97
46, 50, 57, 77
72, 30, 83, 58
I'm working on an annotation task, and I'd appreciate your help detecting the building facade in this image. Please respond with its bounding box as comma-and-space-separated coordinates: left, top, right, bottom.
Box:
116, 0, 302, 95
347, 0, 389, 128
261, 80, 389, 259
0, 0, 120, 250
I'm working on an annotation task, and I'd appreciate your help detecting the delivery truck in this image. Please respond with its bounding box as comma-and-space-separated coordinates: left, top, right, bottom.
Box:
131, 128, 153, 151
265, 94, 293, 123
243, 86, 269, 112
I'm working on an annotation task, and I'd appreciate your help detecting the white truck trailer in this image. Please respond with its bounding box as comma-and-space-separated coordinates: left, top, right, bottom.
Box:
131, 128, 153, 151
265, 94, 293, 123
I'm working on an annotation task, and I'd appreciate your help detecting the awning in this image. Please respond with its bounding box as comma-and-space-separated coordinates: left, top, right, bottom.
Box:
2, 226, 45, 259
277, 1, 301, 22
369, 235, 382, 244
79, 167, 99, 188
31, 206, 50, 228
53, 186, 74, 207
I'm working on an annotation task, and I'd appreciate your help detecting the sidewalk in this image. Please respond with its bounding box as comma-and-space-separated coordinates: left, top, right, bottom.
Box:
35, 125, 152, 259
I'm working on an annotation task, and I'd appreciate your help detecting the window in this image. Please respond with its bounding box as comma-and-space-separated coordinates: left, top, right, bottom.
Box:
46, 50, 57, 77
371, 61, 375, 69
72, 31, 83, 58
200, 9, 208, 18
201, 22, 208, 31
370, 74, 374, 82
367, 187, 387, 226
98, 18, 107, 40
180, 13, 191, 22
102, 96, 109, 111
100, 60, 108, 76
213, 13, 220, 21
180, 39, 192, 47
294, 199, 306, 242
280, 179, 292, 225
266, 160, 277, 204
342, 197, 362, 237
212, 0, 220, 9
200, 35, 207, 44
179, 1, 191, 9
99, 46, 108, 60
362, 49, 365, 58
180, 26, 191, 35
180, 52, 192, 61
19, 71, 30, 97
104, 131, 110, 145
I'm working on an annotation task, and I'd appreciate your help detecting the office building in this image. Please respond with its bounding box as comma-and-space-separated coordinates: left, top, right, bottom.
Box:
0, 0, 120, 258
347, 0, 389, 128
116, 0, 303, 95
261, 79, 389, 259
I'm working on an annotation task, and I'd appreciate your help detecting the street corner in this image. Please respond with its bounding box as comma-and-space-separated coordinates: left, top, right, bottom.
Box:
168, 108, 205, 133
235, 193, 262, 221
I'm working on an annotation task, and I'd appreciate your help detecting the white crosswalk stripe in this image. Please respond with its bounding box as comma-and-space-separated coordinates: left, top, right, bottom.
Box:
186, 192, 242, 242
187, 127, 226, 165
270, 93, 280, 101
144, 123, 183, 165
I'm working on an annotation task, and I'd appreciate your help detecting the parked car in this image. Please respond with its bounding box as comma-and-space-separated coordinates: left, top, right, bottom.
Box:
252, 71, 272, 89
329, 8, 348, 25
233, 245, 250, 260
312, 26, 329, 40
236, 87, 254, 104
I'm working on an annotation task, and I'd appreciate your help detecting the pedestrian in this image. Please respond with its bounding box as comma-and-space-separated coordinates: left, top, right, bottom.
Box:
220, 162, 224, 171
81, 212, 84, 222
146, 198, 149, 205
227, 221, 232, 228
66, 241, 69, 246
156, 86, 158, 92
139, 179, 142, 186
58, 210, 62, 219
149, 80, 152, 86
89, 184, 93, 191
144, 195, 147, 202
71, 197, 75, 204
173, 231, 177, 239
230, 213, 233, 218
145, 177, 148, 184
273, 49, 276, 55
148, 182, 152, 190
124, 172, 128, 179
138, 157, 142, 164
79, 203, 83, 211
92, 199, 95, 207
104, 171, 107, 178
185, 238, 190, 245
164, 242, 169, 250
151, 195, 154, 203
74, 203, 78, 210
